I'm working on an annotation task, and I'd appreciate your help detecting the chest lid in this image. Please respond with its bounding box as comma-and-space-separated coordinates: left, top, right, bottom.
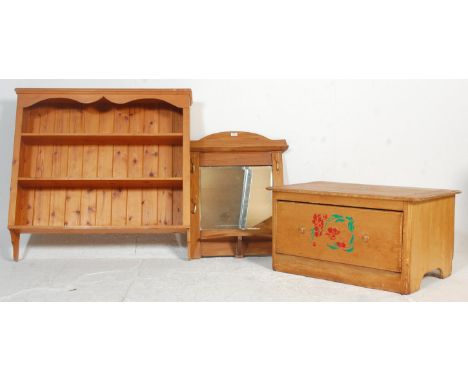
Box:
270, 181, 460, 202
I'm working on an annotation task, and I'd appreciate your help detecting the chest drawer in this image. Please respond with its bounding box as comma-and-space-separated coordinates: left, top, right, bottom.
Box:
276, 201, 403, 272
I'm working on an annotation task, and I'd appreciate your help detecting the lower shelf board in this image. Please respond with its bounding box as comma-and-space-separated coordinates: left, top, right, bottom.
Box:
9, 225, 189, 234
200, 228, 272, 240
200, 239, 272, 257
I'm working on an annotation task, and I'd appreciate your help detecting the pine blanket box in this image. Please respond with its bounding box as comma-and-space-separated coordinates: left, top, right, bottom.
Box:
270, 181, 460, 294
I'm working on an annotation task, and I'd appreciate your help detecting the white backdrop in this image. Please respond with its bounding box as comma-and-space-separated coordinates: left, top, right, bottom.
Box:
1, 79, 467, 258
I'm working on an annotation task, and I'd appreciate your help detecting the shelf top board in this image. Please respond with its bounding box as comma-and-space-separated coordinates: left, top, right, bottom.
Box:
270, 181, 461, 202
15, 88, 192, 95
15, 88, 192, 108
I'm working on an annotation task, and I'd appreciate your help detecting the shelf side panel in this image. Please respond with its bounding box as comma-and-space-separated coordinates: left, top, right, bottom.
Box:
172, 110, 183, 225
158, 108, 173, 225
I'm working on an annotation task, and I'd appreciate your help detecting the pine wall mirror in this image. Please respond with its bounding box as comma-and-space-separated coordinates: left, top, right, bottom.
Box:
190, 132, 288, 259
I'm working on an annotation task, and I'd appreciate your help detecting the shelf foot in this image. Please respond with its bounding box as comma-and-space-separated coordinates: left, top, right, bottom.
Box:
10, 230, 20, 262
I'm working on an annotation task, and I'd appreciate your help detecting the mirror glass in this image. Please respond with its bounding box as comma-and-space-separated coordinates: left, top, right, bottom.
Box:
200, 166, 273, 230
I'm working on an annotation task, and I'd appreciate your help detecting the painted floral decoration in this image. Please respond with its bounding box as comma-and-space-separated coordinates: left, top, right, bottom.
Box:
312, 213, 327, 237
325, 227, 340, 240
311, 214, 355, 253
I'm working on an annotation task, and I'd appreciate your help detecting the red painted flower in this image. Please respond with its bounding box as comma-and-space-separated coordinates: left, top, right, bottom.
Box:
336, 242, 346, 248
312, 214, 329, 237
325, 227, 340, 240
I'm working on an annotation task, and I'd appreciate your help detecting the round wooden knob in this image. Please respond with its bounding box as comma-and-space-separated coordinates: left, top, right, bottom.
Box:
362, 234, 370, 243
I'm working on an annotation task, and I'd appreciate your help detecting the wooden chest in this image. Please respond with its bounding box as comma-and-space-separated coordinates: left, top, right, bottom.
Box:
271, 182, 460, 294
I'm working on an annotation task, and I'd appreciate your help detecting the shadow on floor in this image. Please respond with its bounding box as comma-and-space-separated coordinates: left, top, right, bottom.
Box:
242, 255, 272, 269
13, 233, 188, 261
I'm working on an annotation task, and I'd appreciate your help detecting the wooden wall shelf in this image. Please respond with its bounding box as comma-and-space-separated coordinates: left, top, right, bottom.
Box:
8, 88, 192, 261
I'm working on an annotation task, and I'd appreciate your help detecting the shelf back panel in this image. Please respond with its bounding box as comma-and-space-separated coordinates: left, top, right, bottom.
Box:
15, 185, 183, 228
16, 99, 184, 228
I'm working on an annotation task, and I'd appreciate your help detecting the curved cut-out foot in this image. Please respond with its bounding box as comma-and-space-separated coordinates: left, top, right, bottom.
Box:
10, 230, 20, 262
425, 267, 452, 280
424, 268, 443, 279
438, 267, 452, 279
408, 267, 453, 294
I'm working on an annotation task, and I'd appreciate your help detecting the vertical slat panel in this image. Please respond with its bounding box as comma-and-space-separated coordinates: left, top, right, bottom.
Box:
15, 189, 34, 225
142, 107, 159, 225
157, 107, 173, 225
96, 106, 114, 225
127, 106, 144, 226
111, 106, 129, 225
33, 107, 55, 226
49, 105, 70, 226
80, 106, 99, 226
22, 107, 32, 133
172, 109, 183, 225
17, 109, 36, 225
19, 109, 32, 177
65, 106, 84, 226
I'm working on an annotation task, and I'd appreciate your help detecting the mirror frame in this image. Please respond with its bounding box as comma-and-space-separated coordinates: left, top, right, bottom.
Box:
190, 132, 288, 259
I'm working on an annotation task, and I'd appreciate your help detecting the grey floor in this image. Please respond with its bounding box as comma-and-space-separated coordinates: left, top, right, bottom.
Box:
1, 234, 468, 301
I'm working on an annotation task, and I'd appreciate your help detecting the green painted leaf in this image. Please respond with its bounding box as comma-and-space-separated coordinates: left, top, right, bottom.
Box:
348, 222, 354, 231
349, 234, 355, 245
345, 247, 354, 253
332, 214, 342, 219
335, 218, 345, 223
327, 244, 338, 250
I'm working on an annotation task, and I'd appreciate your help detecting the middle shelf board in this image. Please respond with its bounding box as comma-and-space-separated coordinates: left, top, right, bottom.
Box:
18, 177, 183, 189
21, 133, 183, 145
